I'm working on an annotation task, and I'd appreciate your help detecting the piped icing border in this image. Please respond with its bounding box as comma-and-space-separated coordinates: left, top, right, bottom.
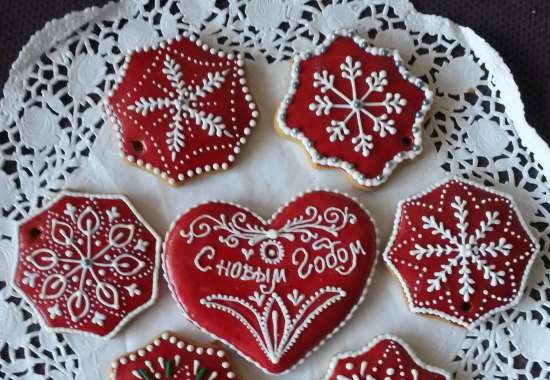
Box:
162, 188, 380, 375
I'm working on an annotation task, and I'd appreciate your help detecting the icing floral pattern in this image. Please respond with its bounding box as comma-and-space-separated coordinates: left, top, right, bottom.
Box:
106, 34, 258, 185
28, 204, 144, 322
202, 287, 346, 364
383, 178, 538, 328
165, 193, 376, 372
112, 332, 237, 380
0, 0, 548, 378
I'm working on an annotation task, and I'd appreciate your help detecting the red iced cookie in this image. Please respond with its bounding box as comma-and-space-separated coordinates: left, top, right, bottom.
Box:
383, 178, 539, 328
106, 33, 258, 185
164, 190, 378, 374
13, 192, 161, 338
277, 30, 432, 188
323, 335, 451, 380
111, 332, 237, 380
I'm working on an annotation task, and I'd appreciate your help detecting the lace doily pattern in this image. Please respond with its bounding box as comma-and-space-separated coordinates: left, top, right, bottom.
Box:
453, 265, 550, 380
0, 0, 548, 379
0, 243, 79, 380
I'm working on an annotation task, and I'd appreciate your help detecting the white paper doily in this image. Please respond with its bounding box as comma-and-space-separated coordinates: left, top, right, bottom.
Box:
0, 1, 549, 379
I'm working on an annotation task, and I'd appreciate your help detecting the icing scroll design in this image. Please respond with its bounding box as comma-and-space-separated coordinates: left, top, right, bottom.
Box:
201, 287, 346, 364
181, 206, 357, 247
336, 359, 419, 380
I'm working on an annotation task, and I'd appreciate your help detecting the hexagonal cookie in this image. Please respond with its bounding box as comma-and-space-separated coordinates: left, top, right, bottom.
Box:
163, 189, 379, 374
106, 33, 258, 185
110, 331, 238, 380
13, 191, 161, 338
383, 178, 539, 327
277, 30, 432, 188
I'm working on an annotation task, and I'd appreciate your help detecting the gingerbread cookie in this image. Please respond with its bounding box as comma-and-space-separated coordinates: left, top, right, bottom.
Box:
111, 332, 237, 380
164, 190, 378, 374
106, 32, 258, 185
13, 192, 161, 338
383, 178, 539, 328
277, 30, 432, 188
323, 335, 451, 380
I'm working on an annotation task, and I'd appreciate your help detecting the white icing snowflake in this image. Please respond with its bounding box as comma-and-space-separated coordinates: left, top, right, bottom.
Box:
411, 196, 512, 302
27, 204, 145, 322
308, 56, 407, 157
128, 54, 232, 160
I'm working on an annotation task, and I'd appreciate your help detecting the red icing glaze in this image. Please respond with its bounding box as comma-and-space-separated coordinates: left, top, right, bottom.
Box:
164, 190, 378, 374
281, 35, 430, 186
384, 178, 538, 327
111, 332, 238, 380
325, 335, 450, 380
14, 193, 160, 338
107, 35, 257, 185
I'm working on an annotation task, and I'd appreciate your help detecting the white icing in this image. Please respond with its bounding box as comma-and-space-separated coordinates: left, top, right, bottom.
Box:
286, 289, 305, 307
164, 189, 380, 374
114, 332, 235, 380
29, 207, 146, 321
92, 311, 106, 326
127, 54, 231, 161
105, 33, 258, 184
14, 192, 162, 339
124, 283, 142, 297
277, 30, 433, 187
1, 0, 546, 378
183, 199, 367, 352
182, 206, 356, 249
193, 247, 287, 294
291, 239, 366, 279
383, 177, 540, 328
309, 57, 406, 157
201, 287, 346, 364
323, 335, 451, 380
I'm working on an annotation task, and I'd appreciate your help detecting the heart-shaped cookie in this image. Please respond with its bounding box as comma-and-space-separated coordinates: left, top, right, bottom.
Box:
164, 190, 378, 374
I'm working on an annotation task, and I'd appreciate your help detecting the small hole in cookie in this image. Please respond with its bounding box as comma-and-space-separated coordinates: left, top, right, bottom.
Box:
401, 136, 412, 147
131, 140, 145, 153
29, 227, 41, 239
461, 302, 471, 312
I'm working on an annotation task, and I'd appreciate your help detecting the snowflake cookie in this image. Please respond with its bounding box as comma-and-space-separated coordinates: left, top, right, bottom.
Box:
383, 178, 539, 328
323, 334, 451, 380
110, 331, 237, 380
164, 190, 379, 374
106, 32, 258, 185
277, 30, 432, 188
13, 192, 161, 338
